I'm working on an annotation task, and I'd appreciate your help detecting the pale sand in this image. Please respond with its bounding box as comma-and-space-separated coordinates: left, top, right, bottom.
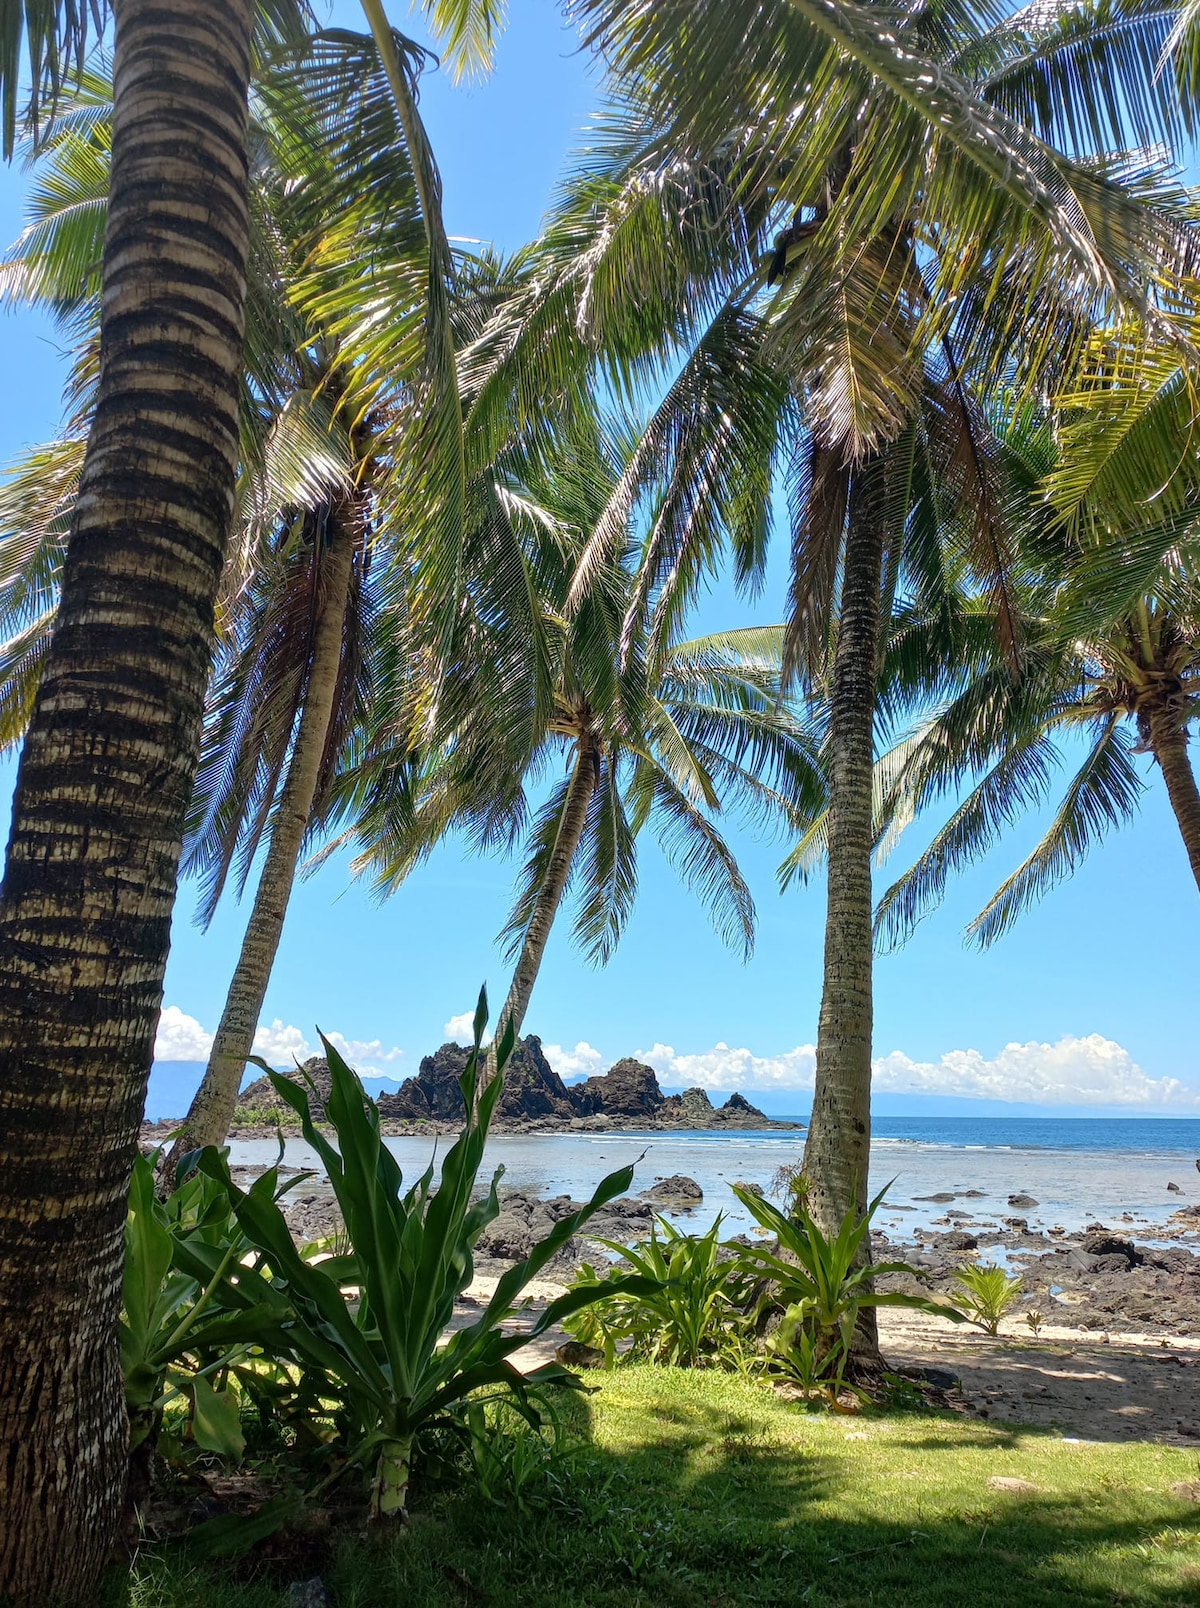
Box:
459, 1273, 1200, 1447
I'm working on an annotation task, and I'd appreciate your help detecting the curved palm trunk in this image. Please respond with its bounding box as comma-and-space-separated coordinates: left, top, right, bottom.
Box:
486, 734, 598, 1085
802, 471, 885, 1351
169, 505, 359, 1164
1145, 699, 1200, 895
0, 3, 253, 1601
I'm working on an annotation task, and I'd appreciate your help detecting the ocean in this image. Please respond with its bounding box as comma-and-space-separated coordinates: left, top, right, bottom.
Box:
224, 1116, 1200, 1241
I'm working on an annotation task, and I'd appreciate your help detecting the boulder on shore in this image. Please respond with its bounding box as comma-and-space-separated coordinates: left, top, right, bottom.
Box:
644, 1174, 704, 1205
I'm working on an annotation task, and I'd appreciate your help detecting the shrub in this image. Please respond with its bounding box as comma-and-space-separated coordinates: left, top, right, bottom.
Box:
121, 1150, 309, 1513
566, 1215, 753, 1369
954, 1263, 1023, 1335
731, 1184, 962, 1400
186, 989, 652, 1523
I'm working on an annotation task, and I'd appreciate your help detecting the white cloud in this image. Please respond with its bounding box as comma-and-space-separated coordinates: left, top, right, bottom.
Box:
156, 1009, 405, 1078
252, 1019, 312, 1065
873, 1035, 1200, 1108
640, 1042, 817, 1093
544, 1041, 605, 1081
444, 1011, 479, 1043
638, 1033, 1200, 1109
154, 1006, 213, 1061
325, 1033, 404, 1080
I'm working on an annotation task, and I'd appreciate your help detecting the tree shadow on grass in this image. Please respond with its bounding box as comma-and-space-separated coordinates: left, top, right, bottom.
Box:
320, 1383, 1200, 1608
107, 1380, 1200, 1608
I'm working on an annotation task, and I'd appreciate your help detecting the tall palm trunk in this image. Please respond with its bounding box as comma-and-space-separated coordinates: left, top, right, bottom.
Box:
487, 732, 598, 1080
0, 2, 253, 1601
1144, 692, 1200, 895
803, 470, 885, 1334
169, 503, 359, 1164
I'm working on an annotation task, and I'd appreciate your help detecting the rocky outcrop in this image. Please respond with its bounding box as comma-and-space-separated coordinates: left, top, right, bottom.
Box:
659, 1086, 716, 1124
570, 1057, 663, 1119
715, 1092, 772, 1127
376, 1035, 577, 1124
235, 1056, 333, 1121
231, 1037, 797, 1135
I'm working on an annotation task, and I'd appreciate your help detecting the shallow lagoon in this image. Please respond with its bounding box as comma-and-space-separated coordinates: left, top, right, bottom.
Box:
226, 1117, 1200, 1240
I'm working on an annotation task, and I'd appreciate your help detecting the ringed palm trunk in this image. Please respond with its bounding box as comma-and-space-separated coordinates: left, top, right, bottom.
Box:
802, 469, 885, 1353
168, 502, 359, 1165
1143, 689, 1200, 896
0, 2, 254, 1601
485, 732, 599, 1085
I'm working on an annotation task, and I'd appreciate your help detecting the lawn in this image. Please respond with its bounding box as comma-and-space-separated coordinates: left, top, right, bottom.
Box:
116, 1367, 1200, 1607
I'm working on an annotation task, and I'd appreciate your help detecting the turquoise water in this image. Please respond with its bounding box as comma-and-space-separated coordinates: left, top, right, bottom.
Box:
225, 1117, 1200, 1241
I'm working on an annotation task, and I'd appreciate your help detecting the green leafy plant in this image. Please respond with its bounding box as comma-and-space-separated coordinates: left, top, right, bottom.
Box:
566, 1215, 753, 1369
954, 1263, 1023, 1335
731, 1184, 962, 1401
120, 1151, 301, 1511
1025, 1309, 1045, 1339
460, 1394, 579, 1514
189, 989, 653, 1521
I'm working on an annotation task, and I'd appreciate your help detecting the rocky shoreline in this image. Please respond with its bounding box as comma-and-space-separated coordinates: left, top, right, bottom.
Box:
253, 1168, 1200, 1339
141, 1034, 801, 1142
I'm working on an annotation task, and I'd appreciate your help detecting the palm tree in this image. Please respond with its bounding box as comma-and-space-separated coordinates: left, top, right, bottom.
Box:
344, 421, 823, 1061
868, 403, 1200, 946
0, 41, 529, 1166
0, 6, 283, 1595
511, 0, 1200, 1269
0, 7, 485, 1595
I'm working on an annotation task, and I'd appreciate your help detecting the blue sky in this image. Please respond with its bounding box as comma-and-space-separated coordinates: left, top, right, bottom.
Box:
1, 0, 1197, 1114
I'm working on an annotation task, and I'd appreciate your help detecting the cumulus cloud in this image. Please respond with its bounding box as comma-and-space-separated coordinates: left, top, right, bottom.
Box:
641, 1042, 816, 1093
873, 1035, 1200, 1108
639, 1034, 1200, 1109
252, 1019, 312, 1064
154, 1006, 213, 1061
444, 1011, 480, 1043
325, 1033, 404, 1080
155, 1009, 405, 1077
543, 1041, 605, 1081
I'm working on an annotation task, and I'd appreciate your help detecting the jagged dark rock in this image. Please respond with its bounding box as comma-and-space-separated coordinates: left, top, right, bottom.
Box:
570, 1057, 663, 1119
715, 1091, 772, 1127
936, 1230, 978, 1251
659, 1086, 716, 1125
235, 1056, 333, 1120
228, 1037, 797, 1135
376, 1035, 576, 1124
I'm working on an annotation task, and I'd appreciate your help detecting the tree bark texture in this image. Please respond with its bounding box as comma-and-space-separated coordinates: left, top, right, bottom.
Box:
487, 733, 598, 1079
1145, 696, 1200, 896
0, 3, 253, 1601
803, 471, 885, 1256
170, 501, 360, 1161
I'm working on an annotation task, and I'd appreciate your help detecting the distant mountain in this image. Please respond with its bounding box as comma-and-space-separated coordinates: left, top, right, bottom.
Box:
147, 1061, 1188, 1126
145, 1060, 404, 1123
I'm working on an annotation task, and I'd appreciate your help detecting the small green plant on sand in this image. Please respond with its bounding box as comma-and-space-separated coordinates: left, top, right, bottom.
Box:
954, 1262, 1023, 1335
1025, 1308, 1045, 1339
733, 1184, 962, 1402
566, 1215, 752, 1369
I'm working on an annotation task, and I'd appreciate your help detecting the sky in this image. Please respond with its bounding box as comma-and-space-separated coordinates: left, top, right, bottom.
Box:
0, 0, 1197, 1115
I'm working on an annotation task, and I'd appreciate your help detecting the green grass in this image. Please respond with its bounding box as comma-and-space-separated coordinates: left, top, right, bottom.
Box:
114, 1366, 1200, 1607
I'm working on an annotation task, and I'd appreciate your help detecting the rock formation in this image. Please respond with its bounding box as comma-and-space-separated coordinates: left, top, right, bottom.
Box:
234, 1036, 793, 1133
375, 1035, 576, 1124
235, 1056, 333, 1120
